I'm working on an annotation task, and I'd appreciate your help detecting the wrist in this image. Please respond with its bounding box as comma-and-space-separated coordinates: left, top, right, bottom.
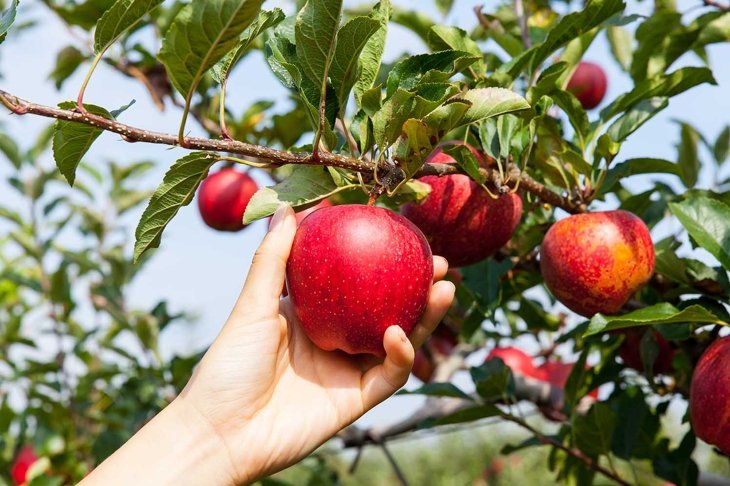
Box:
80, 398, 241, 486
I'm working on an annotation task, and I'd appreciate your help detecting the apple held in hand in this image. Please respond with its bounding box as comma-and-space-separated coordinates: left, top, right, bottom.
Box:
11, 446, 38, 486
566, 61, 608, 110
286, 204, 433, 356
690, 336, 730, 455
401, 143, 522, 267
412, 325, 458, 382
197, 167, 258, 232
486, 346, 540, 379
540, 210, 655, 317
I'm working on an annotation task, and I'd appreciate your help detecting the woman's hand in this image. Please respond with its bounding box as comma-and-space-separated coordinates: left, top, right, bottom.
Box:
81, 204, 455, 485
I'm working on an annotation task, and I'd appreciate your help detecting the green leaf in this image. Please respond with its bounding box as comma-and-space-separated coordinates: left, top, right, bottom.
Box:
606, 25, 632, 71
94, 0, 164, 55
243, 165, 356, 224
210, 8, 285, 84
134, 152, 217, 261
601, 67, 716, 120
372, 84, 457, 149
471, 358, 513, 401
550, 91, 589, 147
500, 0, 625, 78
713, 125, 729, 166
427, 25, 485, 74
385, 50, 480, 96
606, 97, 668, 143
435, 0, 454, 16
600, 157, 680, 193
676, 121, 701, 188
295, 0, 342, 98
585, 303, 726, 336
455, 88, 531, 128
0, 0, 18, 44
669, 193, 730, 270
399, 382, 472, 400
158, 0, 265, 97
0, 131, 21, 168
694, 11, 730, 46
391, 118, 434, 178
330, 16, 381, 115
434, 404, 503, 426
48, 46, 88, 89
629, 11, 681, 82
52, 102, 113, 186
353, 0, 390, 107
443, 144, 485, 184
571, 403, 618, 457
48, 0, 116, 30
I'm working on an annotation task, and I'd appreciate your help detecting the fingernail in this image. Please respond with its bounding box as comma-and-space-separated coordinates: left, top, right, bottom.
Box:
397, 326, 408, 343
269, 203, 290, 232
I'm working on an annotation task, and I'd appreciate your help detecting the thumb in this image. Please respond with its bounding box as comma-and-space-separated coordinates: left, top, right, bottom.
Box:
233, 203, 296, 318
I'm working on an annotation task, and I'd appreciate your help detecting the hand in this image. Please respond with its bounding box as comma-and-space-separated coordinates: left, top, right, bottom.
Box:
180, 204, 455, 484
81, 204, 455, 486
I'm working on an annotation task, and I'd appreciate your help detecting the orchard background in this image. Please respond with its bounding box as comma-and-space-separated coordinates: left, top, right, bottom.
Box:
1, 0, 730, 484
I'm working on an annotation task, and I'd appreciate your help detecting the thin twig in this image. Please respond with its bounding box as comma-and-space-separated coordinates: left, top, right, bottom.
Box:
514, 0, 532, 49
376, 439, 410, 486
703, 0, 730, 10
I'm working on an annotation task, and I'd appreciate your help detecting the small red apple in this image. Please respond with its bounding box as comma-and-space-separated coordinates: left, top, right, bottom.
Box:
566, 61, 608, 110
412, 325, 458, 382
537, 361, 598, 399
401, 142, 522, 267
540, 210, 655, 317
486, 346, 540, 379
197, 167, 258, 232
11, 446, 38, 486
294, 199, 332, 225
690, 336, 730, 455
286, 205, 433, 356
617, 327, 675, 374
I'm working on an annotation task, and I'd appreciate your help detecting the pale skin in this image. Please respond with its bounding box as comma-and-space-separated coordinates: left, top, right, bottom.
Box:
79, 204, 456, 486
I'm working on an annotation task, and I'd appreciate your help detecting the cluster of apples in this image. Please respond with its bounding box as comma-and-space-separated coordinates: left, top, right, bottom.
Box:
191, 62, 730, 458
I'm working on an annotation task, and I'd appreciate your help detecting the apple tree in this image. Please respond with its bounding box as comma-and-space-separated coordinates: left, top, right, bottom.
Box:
1, 0, 730, 484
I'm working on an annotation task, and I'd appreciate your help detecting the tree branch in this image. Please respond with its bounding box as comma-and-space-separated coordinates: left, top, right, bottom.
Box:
703, 0, 730, 10
500, 414, 631, 486
0, 89, 587, 213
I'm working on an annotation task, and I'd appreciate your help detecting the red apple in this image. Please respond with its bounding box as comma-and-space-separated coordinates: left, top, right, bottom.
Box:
412, 325, 458, 382
294, 199, 332, 225
539, 210, 655, 317
617, 327, 675, 374
11, 446, 38, 486
537, 361, 598, 399
197, 167, 258, 231
690, 336, 730, 455
486, 346, 540, 379
286, 204, 433, 356
401, 143, 523, 267
566, 61, 608, 110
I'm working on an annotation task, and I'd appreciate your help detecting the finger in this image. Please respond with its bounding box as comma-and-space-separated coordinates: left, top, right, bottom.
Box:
360, 325, 414, 410
433, 256, 448, 282
233, 204, 296, 317
408, 280, 455, 349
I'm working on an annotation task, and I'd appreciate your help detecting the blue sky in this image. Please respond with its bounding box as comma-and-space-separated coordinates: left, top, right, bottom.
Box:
1, 0, 728, 428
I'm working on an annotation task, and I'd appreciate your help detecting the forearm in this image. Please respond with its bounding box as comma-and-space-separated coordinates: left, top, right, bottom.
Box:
79, 398, 241, 486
